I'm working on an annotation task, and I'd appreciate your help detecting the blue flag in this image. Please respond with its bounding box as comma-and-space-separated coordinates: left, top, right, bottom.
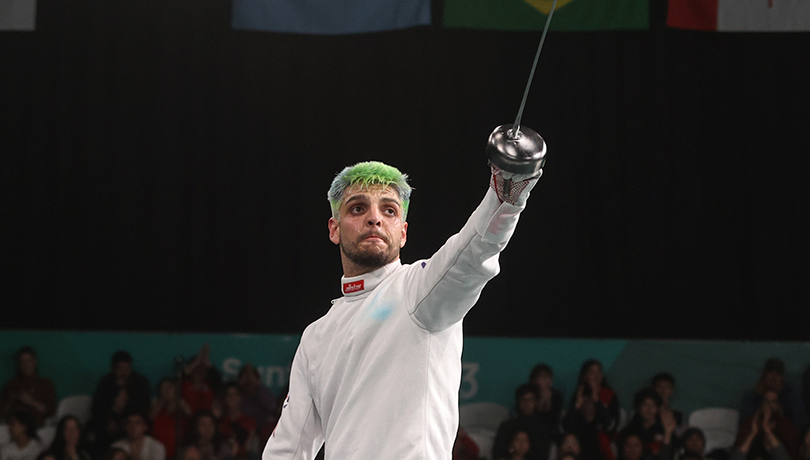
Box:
232, 0, 431, 35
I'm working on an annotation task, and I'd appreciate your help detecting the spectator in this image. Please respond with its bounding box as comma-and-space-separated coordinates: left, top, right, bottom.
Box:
529, 364, 564, 430
111, 413, 166, 460
734, 389, 800, 460
90, 351, 152, 456
680, 428, 707, 460
2, 411, 43, 460
650, 373, 683, 427
556, 433, 585, 460
150, 379, 191, 460
498, 430, 533, 460
562, 360, 620, 460
182, 411, 233, 460
236, 365, 276, 441
0, 347, 57, 427
182, 346, 221, 415
740, 359, 807, 430
620, 389, 666, 456
37, 452, 58, 460
48, 415, 92, 460
493, 384, 555, 460
216, 383, 258, 460
617, 434, 647, 460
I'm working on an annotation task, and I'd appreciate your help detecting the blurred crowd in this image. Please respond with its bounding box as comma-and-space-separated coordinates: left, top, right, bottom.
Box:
2, 344, 810, 460
0, 345, 279, 460
454, 358, 810, 460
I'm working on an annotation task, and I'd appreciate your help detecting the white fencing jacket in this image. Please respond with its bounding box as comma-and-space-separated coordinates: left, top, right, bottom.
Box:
263, 188, 527, 460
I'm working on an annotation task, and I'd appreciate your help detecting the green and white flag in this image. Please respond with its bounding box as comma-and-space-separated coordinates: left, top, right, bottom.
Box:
443, 0, 649, 31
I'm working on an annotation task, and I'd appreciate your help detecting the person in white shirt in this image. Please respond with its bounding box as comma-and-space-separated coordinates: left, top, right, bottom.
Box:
112, 412, 166, 460
1, 411, 42, 460
263, 160, 541, 460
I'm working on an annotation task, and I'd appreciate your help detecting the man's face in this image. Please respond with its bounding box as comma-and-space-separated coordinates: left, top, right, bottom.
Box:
684, 433, 705, 454
638, 397, 658, 424
517, 392, 537, 416
763, 371, 783, 392
329, 185, 407, 275
113, 361, 132, 382
654, 380, 674, 403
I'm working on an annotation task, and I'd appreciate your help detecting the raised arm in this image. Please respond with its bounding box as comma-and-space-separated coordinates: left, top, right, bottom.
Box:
408, 166, 541, 332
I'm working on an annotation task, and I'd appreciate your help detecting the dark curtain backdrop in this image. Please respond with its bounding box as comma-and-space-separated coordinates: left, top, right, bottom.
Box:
2, 0, 808, 340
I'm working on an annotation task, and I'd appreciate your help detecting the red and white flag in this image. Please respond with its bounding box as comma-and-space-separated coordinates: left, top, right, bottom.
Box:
668, 0, 810, 31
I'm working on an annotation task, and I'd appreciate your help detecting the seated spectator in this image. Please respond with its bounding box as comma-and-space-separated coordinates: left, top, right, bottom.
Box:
182, 346, 221, 415
216, 383, 258, 460
740, 358, 807, 431
90, 351, 152, 456
150, 379, 191, 460
650, 373, 683, 427
734, 389, 801, 460
2, 411, 43, 460
562, 360, 620, 460
111, 413, 166, 460
452, 427, 480, 460
680, 428, 707, 459
182, 411, 233, 460
0, 347, 57, 427
498, 430, 533, 460
493, 384, 556, 460
556, 432, 586, 460
37, 452, 58, 460
620, 389, 666, 456
236, 365, 276, 441
48, 415, 92, 460
617, 434, 647, 460
529, 364, 564, 430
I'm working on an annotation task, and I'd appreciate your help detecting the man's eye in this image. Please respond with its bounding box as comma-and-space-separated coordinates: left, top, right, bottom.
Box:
384, 208, 397, 216
352, 206, 363, 213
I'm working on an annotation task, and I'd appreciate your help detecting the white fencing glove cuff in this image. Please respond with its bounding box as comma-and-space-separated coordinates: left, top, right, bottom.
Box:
489, 163, 542, 206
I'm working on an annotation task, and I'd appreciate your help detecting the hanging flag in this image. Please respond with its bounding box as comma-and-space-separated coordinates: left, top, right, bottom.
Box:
232, 0, 431, 35
0, 0, 36, 31
443, 0, 649, 32
668, 0, 810, 31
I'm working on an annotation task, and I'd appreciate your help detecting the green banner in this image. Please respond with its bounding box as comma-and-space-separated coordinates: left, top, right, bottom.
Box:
443, 0, 649, 32
1, 330, 807, 420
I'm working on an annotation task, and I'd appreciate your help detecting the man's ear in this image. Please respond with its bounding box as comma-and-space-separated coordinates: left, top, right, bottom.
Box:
328, 217, 340, 245
400, 221, 408, 248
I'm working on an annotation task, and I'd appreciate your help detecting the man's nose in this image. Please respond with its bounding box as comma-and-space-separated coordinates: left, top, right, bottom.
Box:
367, 208, 382, 226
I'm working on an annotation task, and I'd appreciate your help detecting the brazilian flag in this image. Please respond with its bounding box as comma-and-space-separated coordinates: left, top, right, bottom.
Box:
443, 0, 649, 31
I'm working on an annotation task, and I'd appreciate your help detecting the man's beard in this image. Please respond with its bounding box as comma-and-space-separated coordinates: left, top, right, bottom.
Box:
340, 236, 399, 270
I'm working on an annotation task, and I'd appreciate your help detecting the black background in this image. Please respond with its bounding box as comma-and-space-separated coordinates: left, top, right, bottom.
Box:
2, 0, 808, 340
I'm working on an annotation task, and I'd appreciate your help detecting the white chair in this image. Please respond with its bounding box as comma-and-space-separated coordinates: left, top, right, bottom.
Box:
687, 407, 740, 453
56, 394, 93, 425
0, 423, 10, 447
37, 426, 56, 449
459, 402, 509, 460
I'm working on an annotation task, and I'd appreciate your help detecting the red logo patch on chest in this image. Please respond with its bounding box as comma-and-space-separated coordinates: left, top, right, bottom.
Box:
343, 280, 364, 294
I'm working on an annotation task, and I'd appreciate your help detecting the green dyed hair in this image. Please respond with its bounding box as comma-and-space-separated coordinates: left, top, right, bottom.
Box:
328, 161, 412, 221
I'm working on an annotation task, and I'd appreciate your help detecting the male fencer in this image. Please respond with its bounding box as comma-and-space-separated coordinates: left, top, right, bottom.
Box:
263, 160, 541, 459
